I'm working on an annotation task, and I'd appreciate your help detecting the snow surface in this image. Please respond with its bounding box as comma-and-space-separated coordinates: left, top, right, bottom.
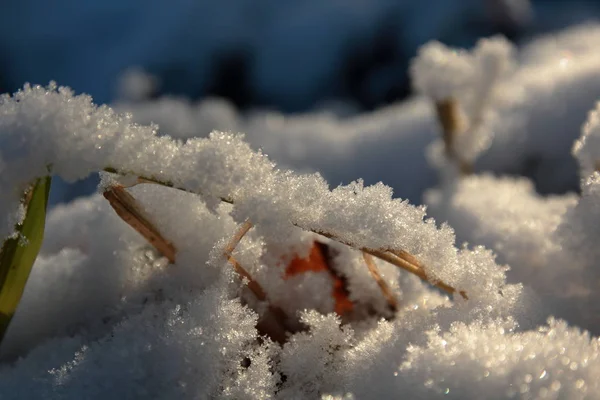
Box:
6, 23, 600, 399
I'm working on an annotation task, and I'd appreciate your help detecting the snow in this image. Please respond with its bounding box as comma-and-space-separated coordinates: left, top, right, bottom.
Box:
410, 41, 476, 102
573, 101, 600, 178
397, 318, 600, 399
425, 174, 577, 286
7, 21, 600, 400
2, 289, 269, 400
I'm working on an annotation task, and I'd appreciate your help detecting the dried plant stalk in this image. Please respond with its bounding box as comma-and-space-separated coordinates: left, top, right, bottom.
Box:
436, 98, 463, 153
222, 220, 267, 300
105, 185, 289, 342
227, 255, 267, 302
389, 249, 421, 268
106, 169, 467, 300
366, 249, 468, 299
312, 229, 466, 299
224, 220, 253, 257
362, 252, 399, 313
103, 185, 176, 263
222, 220, 290, 343
435, 98, 472, 175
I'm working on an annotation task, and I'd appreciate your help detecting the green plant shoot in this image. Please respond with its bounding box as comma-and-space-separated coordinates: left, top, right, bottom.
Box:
0, 176, 51, 343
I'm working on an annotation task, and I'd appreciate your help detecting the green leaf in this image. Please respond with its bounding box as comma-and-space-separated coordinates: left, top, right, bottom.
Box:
0, 176, 51, 343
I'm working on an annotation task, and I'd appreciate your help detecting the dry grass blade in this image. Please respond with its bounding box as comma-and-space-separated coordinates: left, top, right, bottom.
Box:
224, 220, 253, 257
312, 229, 466, 299
367, 249, 468, 299
106, 169, 467, 300
228, 256, 289, 343
222, 220, 269, 301
104, 167, 236, 203
223, 220, 290, 343
103, 185, 176, 263
387, 249, 467, 297
388, 249, 421, 268
435, 98, 462, 154
227, 255, 267, 302
362, 252, 399, 313
435, 98, 472, 175
104, 180, 289, 342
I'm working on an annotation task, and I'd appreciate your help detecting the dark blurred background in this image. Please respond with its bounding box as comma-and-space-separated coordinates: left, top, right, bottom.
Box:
1, 0, 598, 113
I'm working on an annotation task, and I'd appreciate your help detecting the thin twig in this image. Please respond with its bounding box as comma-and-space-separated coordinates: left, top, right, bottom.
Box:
227, 255, 267, 302
102, 180, 291, 341
222, 220, 271, 302
388, 249, 422, 268
222, 220, 291, 343
105, 168, 467, 299
311, 229, 466, 299
103, 185, 176, 263
362, 252, 399, 313
435, 98, 462, 157
366, 249, 467, 299
386, 249, 466, 297
224, 220, 253, 258
435, 98, 472, 175
104, 167, 235, 204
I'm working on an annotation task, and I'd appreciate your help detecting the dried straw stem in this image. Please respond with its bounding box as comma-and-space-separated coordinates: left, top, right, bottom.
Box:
312, 229, 466, 299
227, 255, 268, 302
222, 220, 268, 301
366, 249, 467, 299
223, 220, 290, 343
435, 98, 472, 175
102, 179, 289, 342
362, 252, 399, 312
436, 98, 462, 155
106, 169, 467, 299
224, 220, 253, 256
103, 185, 176, 263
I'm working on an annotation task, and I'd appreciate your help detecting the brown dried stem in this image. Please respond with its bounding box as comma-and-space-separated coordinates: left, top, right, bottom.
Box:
105, 169, 467, 300
362, 252, 399, 313
223, 220, 290, 343
224, 220, 253, 257
388, 249, 421, 268
312, 229, 466, 299
366, 248, 467, 299
104, 167, 235, 203
102, 179, 290, 342
222, 220, 267, 301
227, 255, 267, 302
435, 98, 472, 175
103, 185, 176, 263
